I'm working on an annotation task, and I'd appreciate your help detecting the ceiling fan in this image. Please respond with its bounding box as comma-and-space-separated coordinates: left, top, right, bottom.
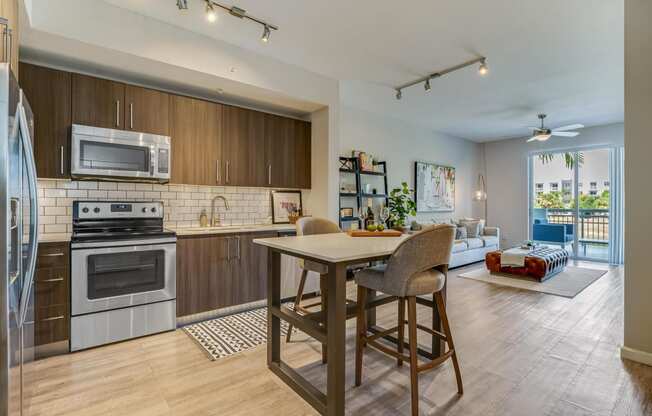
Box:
526, 114, 584, 143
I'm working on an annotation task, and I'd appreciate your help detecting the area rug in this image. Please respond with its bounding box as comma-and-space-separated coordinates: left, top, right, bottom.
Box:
183, 306, 290, 361
458, 266, 608, 298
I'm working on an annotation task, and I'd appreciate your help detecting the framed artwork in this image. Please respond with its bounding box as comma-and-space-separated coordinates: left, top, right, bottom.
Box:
340, 207, 354, 218
414, 161, 455, 212
271, 190, 303, 224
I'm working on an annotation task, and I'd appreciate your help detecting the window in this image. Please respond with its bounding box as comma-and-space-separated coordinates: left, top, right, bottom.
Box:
590, 181, 597, 189
535, 183, 544, 194
549, 182, 559, 192
578, 182, 583, 188
604, 181, 610, 187
589, 190, 598, 196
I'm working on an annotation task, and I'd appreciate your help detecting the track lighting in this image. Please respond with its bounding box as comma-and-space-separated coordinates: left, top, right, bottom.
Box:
176, 1, 278, 42
261, 25, 271, 43
205, 0, 217, 22
478, 60, 488, 76
394, 56, 488, 100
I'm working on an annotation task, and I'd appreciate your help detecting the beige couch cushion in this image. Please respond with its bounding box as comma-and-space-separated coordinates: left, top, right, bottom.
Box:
466, 238, 484, 249
452, 240, 468, 253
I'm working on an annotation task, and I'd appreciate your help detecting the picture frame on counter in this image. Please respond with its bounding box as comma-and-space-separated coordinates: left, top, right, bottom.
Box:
340, 207, 354, 219
271, 190, 303, 224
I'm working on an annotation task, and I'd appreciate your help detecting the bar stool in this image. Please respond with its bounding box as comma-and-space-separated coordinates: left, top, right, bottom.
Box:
286, 217, 342, 361
354, 224, 462, 416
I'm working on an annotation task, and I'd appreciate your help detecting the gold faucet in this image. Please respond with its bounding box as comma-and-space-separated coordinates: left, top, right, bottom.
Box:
211, 195, 230, 226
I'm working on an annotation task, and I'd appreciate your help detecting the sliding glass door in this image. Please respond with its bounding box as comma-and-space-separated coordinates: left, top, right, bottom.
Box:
530, 147, 620, 262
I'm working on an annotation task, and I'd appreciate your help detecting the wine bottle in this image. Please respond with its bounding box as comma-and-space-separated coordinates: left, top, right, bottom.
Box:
365, 199, 375, 229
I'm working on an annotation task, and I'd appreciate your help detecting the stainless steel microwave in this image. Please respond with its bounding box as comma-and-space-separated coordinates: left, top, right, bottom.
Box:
71, 124, 171, 182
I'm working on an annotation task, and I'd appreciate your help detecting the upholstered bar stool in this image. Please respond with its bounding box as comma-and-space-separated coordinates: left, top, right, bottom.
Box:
286, 217, 342, 361
354, 224, 462, 416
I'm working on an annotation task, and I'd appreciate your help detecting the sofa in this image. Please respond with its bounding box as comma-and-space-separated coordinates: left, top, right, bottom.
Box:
449, 225, 500, 268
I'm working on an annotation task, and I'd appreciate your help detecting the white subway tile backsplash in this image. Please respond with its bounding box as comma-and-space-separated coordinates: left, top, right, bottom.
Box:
38, 179, 278, 237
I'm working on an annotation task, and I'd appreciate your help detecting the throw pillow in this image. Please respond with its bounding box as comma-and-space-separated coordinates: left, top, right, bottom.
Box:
461, 217, 486, 235
456, 226, 467, 240
460, 220, 480, 238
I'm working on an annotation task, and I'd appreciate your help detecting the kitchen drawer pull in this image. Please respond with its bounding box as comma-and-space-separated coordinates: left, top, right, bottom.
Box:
42, 252, 65, 257
60, 146, 65, 175
40, 315, 65, 322
40, 278, 64, 283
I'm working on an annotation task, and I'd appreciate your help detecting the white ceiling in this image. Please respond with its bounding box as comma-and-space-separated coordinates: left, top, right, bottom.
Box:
33, 0, 626, 141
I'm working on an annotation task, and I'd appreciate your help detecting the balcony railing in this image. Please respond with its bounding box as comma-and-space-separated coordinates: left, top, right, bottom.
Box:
545, 208, 609, 242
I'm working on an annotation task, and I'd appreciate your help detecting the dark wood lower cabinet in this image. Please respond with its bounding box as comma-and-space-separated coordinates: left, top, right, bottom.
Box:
176, 231, 276, 317
35, 242, 70, 357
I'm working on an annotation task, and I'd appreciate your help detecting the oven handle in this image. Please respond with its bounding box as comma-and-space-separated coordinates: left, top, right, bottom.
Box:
93, 264, 156, 274
71, 237, 177, 249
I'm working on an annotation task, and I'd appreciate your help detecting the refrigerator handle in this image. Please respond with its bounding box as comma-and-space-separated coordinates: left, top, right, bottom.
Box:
16, 102, 40, 327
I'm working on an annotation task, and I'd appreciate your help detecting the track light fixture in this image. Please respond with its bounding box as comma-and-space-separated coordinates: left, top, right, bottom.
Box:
177, 1, 279, 43
261, 25, 271, 43
394, 56, 488, 100
478, 59, 488, 76
205, 0, 217, 22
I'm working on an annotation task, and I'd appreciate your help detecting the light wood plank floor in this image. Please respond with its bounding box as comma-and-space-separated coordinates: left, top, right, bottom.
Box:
26, 262, 652, 415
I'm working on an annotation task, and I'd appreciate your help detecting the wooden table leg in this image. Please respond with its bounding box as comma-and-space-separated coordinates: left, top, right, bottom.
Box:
326, 262, 347, 416
267, 249, 282, 367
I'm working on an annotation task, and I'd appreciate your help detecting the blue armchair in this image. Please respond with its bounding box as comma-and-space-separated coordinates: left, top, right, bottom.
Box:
532, 222, 574, 248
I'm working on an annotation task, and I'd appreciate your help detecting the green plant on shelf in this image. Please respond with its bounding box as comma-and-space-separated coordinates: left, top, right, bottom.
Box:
388, 182, 416, 228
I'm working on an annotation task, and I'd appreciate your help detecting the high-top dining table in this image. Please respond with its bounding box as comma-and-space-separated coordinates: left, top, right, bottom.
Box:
253, 232, 447, 416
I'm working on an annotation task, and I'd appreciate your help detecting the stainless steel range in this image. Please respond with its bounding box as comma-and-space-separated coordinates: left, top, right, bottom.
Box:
70, 201, 176, 351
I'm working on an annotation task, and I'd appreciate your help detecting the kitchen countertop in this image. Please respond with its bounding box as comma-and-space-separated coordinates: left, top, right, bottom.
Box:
171, 223, 296, 236
38, 233, 72, 243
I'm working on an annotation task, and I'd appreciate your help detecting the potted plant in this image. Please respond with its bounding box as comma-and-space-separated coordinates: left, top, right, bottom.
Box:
388, 182, 417, 231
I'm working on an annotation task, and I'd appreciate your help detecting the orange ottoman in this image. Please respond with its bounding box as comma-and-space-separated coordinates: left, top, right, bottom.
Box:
485, 247, 569, 282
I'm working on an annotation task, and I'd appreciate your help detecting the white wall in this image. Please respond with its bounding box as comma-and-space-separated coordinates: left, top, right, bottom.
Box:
483, 123, 623, 248
623, 0, 652, 365
339, 106, 485, 225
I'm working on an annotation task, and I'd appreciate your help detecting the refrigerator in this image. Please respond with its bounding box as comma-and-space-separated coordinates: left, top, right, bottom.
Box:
0, 62, 39, 416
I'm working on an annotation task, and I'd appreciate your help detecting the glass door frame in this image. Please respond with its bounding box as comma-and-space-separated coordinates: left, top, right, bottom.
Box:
528, 144, 616, 263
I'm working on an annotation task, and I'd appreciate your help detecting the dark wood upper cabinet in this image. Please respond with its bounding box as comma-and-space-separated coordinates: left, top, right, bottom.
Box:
169, 95, 222, 185
20, 63, 72, 179
23, 63, 311, 188
72, 73, 125, 129
222, 105, 266, 187
124, 85, 170, 136
294, 119, 311, 189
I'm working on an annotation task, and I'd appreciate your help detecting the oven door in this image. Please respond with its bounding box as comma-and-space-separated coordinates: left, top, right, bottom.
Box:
71, 239, 176, 316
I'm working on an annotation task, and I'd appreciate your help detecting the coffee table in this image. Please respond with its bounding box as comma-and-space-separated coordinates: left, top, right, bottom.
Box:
485, 246, 569, 282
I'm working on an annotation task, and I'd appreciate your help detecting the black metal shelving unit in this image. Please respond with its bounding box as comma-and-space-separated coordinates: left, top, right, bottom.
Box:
338, 156, 389, 230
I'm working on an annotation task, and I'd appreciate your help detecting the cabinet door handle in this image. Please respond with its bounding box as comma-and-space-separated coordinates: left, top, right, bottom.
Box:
226, 161, 230, 184
40, 315, 65, 322
129, 103, 134, 129
60, 146, 65, 175
226, 237, 231, 261
40, 278, 64, 283
236, 236, 241, 261
268, 164, 272, 186
116, 100, 120, 127
42, 252, 65, 257
216, 160, 220, 183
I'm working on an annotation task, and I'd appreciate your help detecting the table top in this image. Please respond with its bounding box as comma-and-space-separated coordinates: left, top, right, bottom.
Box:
253, 232, 408, 263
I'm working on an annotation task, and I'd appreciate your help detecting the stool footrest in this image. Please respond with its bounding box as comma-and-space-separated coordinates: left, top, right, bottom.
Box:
366, 326, 399, 343
417, 350, 453, 373
367, 339, 411, 364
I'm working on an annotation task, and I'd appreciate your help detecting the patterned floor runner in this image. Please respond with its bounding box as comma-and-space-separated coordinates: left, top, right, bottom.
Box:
183, 306, 291, 360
